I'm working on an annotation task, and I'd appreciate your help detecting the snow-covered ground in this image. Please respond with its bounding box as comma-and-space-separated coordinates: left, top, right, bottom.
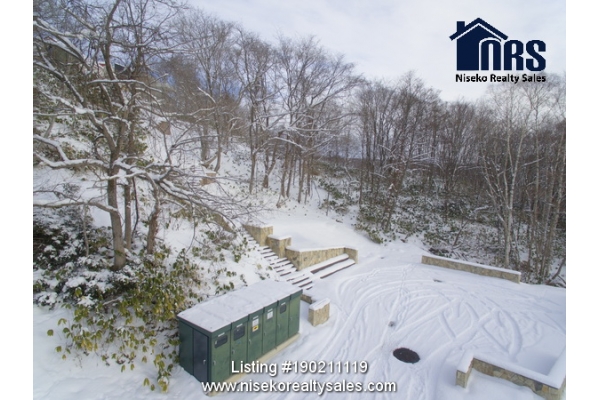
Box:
33, 201, 566, 399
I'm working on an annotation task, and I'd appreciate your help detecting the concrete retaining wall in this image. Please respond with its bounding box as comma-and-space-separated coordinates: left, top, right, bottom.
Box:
285, 247, 358, 270
243, 224, 358, 273
308, 298, 330, 326
422, 255, 521, 283
267, 235, 292, 259
456, 352, 566, 400
243, 224, 273, 247
301, 293, 314, 303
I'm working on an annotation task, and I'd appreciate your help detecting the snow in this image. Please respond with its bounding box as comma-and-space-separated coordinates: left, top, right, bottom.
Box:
308, 298, 330, 312
33, 202, 566, 399
31, 144, 566, 398
468, 352, 565, 389
178, 280, 300, 332
312, 258, 355, 279
267, 234, 292, 241
425, 254, 522, 277
291, 255, 349, 275
457, 351, 474, 374
286, 245, 345, 252
547, 348, 567, 389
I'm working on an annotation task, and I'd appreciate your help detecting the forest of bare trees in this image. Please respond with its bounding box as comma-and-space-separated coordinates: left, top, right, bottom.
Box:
353, 73, 565, 282
34, 0, 565, 284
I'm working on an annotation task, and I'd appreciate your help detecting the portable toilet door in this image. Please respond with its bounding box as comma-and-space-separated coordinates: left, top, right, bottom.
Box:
276, 296, 291, 346
262, 303, 278, 353
210, 327, 232, 383
178, 321, 197, 379
247, 309, 264, 362
230, 316, 249, 369
288, 289, 302, 337
178, 319, 231, 384
191, 330, 210, 383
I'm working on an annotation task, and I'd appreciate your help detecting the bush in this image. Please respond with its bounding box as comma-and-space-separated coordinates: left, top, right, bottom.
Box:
34, 207, 113, 306
319, 179, 354, 215
49, 249, 204, 392
34, 208, 208, 391
34, 208, 267, 391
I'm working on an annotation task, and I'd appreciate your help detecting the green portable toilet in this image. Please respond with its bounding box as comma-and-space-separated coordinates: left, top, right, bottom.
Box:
261, 281, 301, 346
178, 280, 302, 384
241, 282, 280, 355
276, 295, 291, 346
178, 321, 195, 378
230, 315, 249, 367
246, 308, 264, 362
288, 289, 302, 336
226, 288, 272, 364
261, 303, 278, 353
177, 315, 232, 383
245, 280, 301, 348
207, 322, 232, 383
178, 301, 246, 383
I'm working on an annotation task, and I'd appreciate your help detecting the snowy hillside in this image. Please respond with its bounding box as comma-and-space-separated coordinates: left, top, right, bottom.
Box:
32, 1, 567, 398
34, 200, 566, 399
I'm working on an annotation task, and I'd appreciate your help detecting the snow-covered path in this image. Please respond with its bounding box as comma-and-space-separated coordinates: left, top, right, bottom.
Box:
235, 258, 565, 400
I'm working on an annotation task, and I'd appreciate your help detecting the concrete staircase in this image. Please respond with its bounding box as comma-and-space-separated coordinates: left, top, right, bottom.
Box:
242, 232, 356, 291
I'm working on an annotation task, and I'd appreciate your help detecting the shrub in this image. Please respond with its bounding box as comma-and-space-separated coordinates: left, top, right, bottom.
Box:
50, 249, 204, 392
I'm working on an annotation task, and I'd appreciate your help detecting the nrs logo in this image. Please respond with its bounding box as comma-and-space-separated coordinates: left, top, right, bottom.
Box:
450, 18, 546, 71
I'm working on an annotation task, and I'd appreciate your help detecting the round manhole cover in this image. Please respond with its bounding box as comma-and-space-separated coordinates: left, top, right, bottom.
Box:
393, 347, 420, 363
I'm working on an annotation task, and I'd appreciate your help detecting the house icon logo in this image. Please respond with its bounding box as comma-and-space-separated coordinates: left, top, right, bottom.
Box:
450, 18, 546, 72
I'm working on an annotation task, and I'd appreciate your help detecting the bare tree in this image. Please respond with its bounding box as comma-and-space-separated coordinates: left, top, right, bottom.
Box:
172, 9, 241, 172
475, 78, 565, 272
436, 100, 477, 212
518, 75, 566, 281
274, 36, 360, 202
34, 0, 181, 269
232, 28, 281, 193
34, 0, 251, 269
356, 73, 439, 229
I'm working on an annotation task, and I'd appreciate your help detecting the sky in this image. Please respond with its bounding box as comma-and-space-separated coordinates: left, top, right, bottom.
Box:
188, 0, 566, 102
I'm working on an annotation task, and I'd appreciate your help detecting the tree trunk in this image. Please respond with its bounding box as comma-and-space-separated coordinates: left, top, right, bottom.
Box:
107, 170, 126, 270
297, 155, 304, 203
146, 187, 161, 255
124, 181, 133, 250
249, 152, 257, 193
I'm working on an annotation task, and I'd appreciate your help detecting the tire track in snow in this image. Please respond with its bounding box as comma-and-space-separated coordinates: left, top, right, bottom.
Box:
318, 264, 435, 397
282, 260, 564, 400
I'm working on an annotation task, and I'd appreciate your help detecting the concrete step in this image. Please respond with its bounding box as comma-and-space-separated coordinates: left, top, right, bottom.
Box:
276, 267, 296, 277
286, 268, 311, 282
298, 280, 313, 289
279, 268, 296, 277
274, 264, 295, 273
261, 253, 276, 258
314, 259, 356, 279
273, 260, 292, 267
240, 235, 259, 248
271, 261, 296, 270
288, 274, 312, 285
304, 254, 349, 274
241, 234, 257, 243
284, 268, 310, 282
284, 254, 351, 282
272, 258, 291, 267
273, 260, 293, 267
